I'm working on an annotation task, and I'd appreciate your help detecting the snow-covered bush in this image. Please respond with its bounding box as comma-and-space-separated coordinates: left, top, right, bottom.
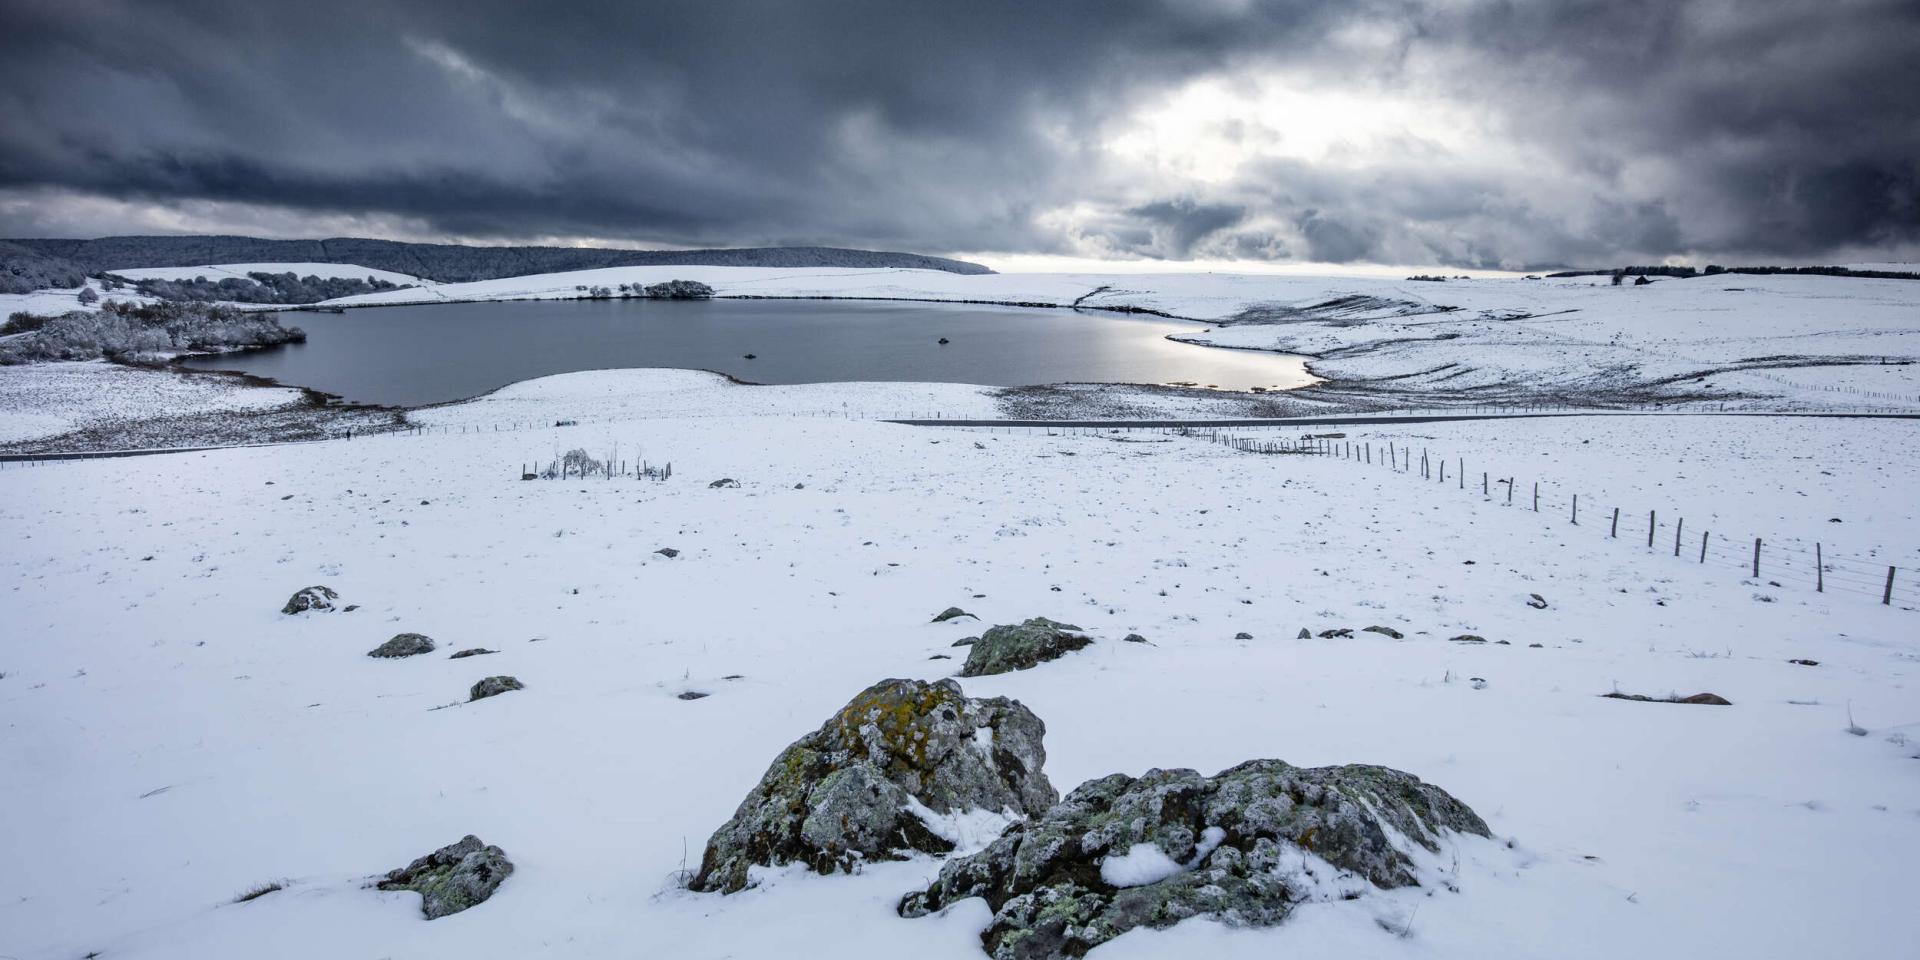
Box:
542, 448, 605, 478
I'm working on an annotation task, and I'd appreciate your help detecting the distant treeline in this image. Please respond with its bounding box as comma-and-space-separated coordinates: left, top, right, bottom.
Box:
1548, 264, 1920, 281
116, 270, 412, 304
0, 240, 88, 294
0, 300, 304, 364
3, 235, 994, 284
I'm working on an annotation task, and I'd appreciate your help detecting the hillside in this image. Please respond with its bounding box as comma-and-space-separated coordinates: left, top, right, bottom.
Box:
3, 236, 994, 283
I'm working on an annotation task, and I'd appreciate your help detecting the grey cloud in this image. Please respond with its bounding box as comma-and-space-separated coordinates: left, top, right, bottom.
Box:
0, 0, 1913, 267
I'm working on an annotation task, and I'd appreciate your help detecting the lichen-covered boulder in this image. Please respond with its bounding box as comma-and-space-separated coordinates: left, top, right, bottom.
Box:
368, 633, 434, 658
378, 835, 513, 919
282, 585, 339, 615
470, 675, 524, 701
899, 760, 1490, 960
960, 618, 1091, 677
689, 678, 1056, 894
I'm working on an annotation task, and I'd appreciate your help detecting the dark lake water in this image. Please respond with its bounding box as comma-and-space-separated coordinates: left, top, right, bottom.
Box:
179, 298, 1313, 407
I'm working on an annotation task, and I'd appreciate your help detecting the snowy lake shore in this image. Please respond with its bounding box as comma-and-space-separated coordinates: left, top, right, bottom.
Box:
5, 264, 1919, 453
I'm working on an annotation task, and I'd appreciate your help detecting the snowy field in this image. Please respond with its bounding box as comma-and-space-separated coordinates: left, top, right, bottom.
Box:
3, 370, 1916, 959
0, 360, 306, 445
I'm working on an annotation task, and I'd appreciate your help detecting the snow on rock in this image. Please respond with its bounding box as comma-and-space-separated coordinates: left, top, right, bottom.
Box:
900, 761, 1491, 960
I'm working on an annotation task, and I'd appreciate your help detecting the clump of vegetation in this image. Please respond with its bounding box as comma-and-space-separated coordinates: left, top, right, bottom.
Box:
0, 300, 305, 365
123, 270, 411, 304
232, 880, 286, 903
642, 279, 714, 299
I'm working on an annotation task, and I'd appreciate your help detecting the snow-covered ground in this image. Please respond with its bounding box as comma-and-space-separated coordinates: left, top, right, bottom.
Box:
328, 266, 1920, 410
3, 370, 1916, 959
0, 360, 307, 445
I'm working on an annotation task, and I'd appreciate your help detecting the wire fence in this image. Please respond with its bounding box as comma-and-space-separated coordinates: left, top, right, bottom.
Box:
1187, 428, 1918, 611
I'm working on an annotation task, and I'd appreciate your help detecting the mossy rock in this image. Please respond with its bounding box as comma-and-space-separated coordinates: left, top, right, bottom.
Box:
959, 617, 1091, 677
689, 678, 1056, 894
378, 835, 513, 919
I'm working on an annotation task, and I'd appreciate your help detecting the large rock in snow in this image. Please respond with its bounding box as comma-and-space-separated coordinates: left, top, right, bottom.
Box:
378, 835, 513, 919
689, 678, 1056, 894
899, 760, 1491, 960
959, 618, 1091, 677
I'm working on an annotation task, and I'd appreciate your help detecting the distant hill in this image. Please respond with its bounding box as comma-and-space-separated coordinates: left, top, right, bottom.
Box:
4, 235, 994, 283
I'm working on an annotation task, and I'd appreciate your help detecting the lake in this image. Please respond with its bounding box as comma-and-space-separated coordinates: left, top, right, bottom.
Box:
179, 298, 1314, 407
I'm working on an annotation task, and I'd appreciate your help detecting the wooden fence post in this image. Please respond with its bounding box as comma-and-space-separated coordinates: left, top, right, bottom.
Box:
1610, 507, 1619, 538
1483, 472, 1489, 496
1752, 538, 1762, 578
1886, 567, 1897, 605
1700, 530, 1709, 563
1674, 518, 1684, 557
1648, 510, 1656, 548
1815, 542, 1823, 592
1533, 482, 1539, 512
1571, 494, 1578, 524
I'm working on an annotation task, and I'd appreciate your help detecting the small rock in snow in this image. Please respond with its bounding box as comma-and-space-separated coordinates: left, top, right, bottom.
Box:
1234, 632, 1254, 640
655, 547, 680, 558
281, 585, 339, 615
931, 606, 976, 623
368, 633, 435, 658
448, 648, 495, 659
469, 676, 524, 701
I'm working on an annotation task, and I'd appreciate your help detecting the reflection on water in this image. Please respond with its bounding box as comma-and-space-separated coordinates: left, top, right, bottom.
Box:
180, 298, 1314, 407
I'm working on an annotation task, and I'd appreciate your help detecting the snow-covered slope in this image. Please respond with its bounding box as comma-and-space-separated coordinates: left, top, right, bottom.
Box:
2, 370, 1915, 959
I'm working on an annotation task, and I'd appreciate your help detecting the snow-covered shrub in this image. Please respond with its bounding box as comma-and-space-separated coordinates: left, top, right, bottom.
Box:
543, 448, 605, 478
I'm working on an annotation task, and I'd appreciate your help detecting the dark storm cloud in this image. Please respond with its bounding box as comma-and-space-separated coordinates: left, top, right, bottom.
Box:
1118, 199, 1248, 257
0, 0, 1913, 266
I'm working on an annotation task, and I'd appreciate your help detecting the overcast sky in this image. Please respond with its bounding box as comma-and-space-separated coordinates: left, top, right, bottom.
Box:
2, 0, 1915, 270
